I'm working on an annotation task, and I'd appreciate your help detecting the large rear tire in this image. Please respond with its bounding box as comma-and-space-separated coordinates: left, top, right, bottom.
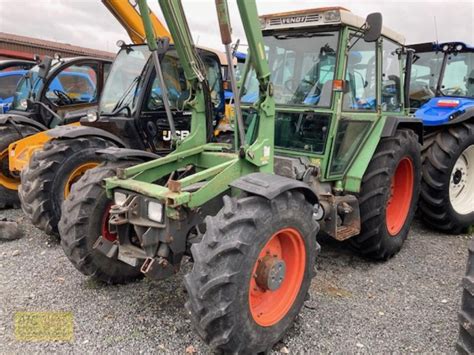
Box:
58, 161, 143, 284
184, 192, 319, 353
419, 122, 474, 234
0, 124, 39, 209
19, 137, 115, 236
457, 240, 474, 354
350, 129, 421, 260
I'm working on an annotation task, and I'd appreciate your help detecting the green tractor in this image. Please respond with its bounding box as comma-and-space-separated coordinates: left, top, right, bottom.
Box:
59, 1, 422, 352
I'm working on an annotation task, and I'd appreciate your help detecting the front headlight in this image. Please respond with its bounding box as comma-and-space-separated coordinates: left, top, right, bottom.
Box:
148, 201, 164, 223
20, 99, 28, 109
86, 111, 98, 122
324, 10, 341, 23
114, 191, 128, 206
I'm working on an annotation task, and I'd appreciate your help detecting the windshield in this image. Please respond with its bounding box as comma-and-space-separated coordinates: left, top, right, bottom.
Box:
440, 52, 474, 98
99, 45, 151, 115
242, 31, 339, 107
409, 51, 444, 108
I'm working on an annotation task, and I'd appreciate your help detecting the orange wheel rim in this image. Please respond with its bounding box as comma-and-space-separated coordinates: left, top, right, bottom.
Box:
101, 202, 117, 242
386, 157, 414, 236
249, 227, 306, 327
0, 148, 20, 191
64, 162, 99, 198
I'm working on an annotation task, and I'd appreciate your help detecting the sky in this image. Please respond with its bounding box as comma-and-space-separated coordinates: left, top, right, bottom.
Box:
0, 0, 472, 54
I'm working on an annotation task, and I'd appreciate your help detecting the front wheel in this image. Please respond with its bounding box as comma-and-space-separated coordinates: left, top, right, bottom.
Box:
184, 191, 319, 353
419, 122, 474, 234
350, 129, 421, 260
19, 137, 115, 236
59, 161, 143, 284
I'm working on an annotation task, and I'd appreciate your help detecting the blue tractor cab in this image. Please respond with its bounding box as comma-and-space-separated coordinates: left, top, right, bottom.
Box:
224, 51, 246, 101
0, 60, 36, 113
409, 41, 474, 124
0, 70, 27, 113
408, 41, 474, 233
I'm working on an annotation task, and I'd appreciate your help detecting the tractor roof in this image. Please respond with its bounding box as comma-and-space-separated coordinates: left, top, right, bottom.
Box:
408, 41, 474, 53
260, 7, 405, 45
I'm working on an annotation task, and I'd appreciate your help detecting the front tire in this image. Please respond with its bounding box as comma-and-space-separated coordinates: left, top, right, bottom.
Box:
184, 192, 319, 353
419, 122, 474, 234
58, 161, 143, 284
0, 124, 39, 209
350, 129, 421, 260
19, 137, 115, 236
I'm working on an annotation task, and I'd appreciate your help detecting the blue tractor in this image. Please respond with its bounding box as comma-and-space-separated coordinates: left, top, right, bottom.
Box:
408, 41, 474, 233
0, 60, 35, 113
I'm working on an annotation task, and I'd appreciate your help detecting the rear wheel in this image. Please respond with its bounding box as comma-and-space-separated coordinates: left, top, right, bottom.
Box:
58, 161, 143, 284
457, 240, 474, 354
350, 129, 421, 260
184, 192, 319, 353
419, 122, 474, 234
19, 137, 115, 236
0, 124, 39, 209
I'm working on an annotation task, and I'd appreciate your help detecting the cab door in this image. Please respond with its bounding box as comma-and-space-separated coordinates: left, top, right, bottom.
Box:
41, 59, 111, 121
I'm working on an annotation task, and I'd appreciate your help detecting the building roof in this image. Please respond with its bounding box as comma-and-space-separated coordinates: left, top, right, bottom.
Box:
0, 32, 115, 60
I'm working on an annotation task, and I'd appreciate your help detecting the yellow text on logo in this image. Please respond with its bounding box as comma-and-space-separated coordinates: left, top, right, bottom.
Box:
14, 311, 73, 342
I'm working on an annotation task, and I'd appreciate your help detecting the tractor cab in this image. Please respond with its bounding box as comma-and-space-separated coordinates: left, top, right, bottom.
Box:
0, 60, 35, 113
81, 42, 225, 154
408, 41, 474, 125
242, 7, 408, 184
7, 55, 111, 126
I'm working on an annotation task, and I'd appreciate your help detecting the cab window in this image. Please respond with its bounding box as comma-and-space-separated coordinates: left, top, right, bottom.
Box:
343, 35, 377, 111
382, 39, 402, 112
0, 74, 23, 99
45, 64, 98, 106
146, 53, 189, 111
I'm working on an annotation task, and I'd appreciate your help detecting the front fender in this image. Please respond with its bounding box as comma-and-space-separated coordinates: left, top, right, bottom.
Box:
230, 172, 318, 205
0, 114, 48, 132
46, 125, 126, 148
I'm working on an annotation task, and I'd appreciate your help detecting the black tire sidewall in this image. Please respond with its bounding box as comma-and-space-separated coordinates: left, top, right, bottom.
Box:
438, 137, 474, 227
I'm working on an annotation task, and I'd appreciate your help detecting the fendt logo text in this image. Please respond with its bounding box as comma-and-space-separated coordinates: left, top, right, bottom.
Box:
281, 16, 306, 24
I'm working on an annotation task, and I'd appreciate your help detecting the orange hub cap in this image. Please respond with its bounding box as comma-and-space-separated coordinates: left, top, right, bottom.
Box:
249, 228, 306, 327
386, 157, 414, 236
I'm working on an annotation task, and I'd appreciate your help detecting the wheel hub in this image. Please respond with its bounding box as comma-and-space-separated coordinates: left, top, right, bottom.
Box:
449, 145, 474, 215
255, 255, 286, 291
453, 169, 463, 185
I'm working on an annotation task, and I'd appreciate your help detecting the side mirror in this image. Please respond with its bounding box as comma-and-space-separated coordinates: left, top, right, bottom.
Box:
364, 13, 383, 42
38, 56, 53, 80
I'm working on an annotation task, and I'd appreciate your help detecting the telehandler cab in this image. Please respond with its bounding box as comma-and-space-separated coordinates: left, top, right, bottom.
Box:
0, 55, 111, 208
59, 1, 422, 352
17, 43, 224, 236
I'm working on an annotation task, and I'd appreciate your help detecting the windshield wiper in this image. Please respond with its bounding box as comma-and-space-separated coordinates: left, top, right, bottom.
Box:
103, 75, 140, 117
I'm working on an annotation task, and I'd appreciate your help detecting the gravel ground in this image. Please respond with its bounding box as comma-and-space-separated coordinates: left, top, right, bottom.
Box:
0, 207, 471, 353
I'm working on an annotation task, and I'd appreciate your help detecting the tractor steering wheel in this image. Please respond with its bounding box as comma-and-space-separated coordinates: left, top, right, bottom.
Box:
53, 89, 73, 105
